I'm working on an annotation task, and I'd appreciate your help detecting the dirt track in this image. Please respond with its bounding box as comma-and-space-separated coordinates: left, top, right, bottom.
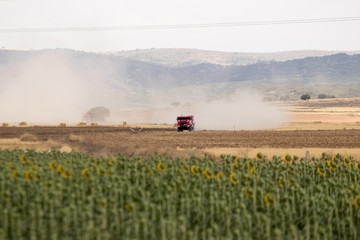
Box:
1, 126, 360, 156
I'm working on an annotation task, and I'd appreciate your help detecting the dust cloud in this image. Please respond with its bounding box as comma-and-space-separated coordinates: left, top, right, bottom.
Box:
0, 50, 288, 129
108, 89, 288, 130
0, 52, 91, 124
191, 90, 287, 130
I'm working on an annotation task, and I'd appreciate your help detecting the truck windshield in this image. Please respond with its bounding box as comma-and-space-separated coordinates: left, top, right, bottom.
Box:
177, 117, 191, 120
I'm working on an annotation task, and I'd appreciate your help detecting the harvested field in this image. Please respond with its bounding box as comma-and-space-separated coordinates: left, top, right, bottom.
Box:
0, 126, 360, 159
1, 98, 359, 159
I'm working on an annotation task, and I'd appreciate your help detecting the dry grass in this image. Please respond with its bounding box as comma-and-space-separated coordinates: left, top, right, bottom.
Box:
67, 134, 84, 142
19, 133, 38, 142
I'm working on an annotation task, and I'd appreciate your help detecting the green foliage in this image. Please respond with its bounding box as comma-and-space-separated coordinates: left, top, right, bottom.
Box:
0, 149, 360, 239
300, 94, 311, 100
318, 93, 336, 99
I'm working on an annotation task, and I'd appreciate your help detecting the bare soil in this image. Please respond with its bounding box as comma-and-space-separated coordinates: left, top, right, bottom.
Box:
1, 98, 360, 159
1, 126, 360, 159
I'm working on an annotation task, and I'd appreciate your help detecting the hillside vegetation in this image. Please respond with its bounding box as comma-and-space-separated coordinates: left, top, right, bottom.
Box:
0, 49, 360, 103
114, 48, 360, 67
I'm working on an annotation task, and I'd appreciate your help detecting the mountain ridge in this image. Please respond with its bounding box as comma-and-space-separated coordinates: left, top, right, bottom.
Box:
0, 48, 360, 103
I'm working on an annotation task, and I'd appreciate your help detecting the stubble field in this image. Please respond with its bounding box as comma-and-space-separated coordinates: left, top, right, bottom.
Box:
1, 97, 360, 160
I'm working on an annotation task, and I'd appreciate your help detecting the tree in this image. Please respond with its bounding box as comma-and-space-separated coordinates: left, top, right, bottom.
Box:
318, 94, 335, 99
300, 94, 311, 101
86, 106, 110, 122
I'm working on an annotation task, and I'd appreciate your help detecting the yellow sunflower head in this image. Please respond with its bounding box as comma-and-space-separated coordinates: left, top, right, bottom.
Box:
327, 160, 336, 171
354, 196, 360, 209
256, 152, 263, 161
356, 163, 360, 171
229, 173, 238, 184
244, 188, 252, 198
190, 165, 198, 174
49, 160, 57, 170
204, 168, 214, 179
157, 162, 167, 172
24, 171, 31, 180
34, 171, 40, 180
283, 154, 292, 164
264, 193, 275, 206
317, 166, 325, 176
82, 168, 89, 178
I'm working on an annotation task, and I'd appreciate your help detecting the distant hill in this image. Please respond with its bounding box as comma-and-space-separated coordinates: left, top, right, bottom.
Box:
113, 48, 360, 67
0, 48, 360, 105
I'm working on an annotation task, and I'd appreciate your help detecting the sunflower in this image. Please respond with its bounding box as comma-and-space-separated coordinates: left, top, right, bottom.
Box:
288, 176, 295, 185
216, 172, 223, 180
235, 156, 239, 164
62, 170, 74, 179
204, 168, 214, 179
97, 201, 108, 208
247, 160, 254, 167
190, 165, 198, 174
34, 171, 40, 180
7, 163, 12, 169
57, 165, 64, 174
232, 163, 239, 172
343, 157, 350, 165
125, 202, 133, 211
20, 154, 27, 165
49, 160, 57, 170
244, 188, 252, 198
229, 173, 238, 184
97, 168, 104, 175
249, 167, 254, 175
264, 193, 275, 206
24, 171, 31, 180
109, 159, 114, 165
12, 170, 17, 178
1, 192, 9, 199
157, 162, 166, 172
354, 196, 360, 209
278, 178, 284, 186
256, 152, 263, 161
283, 154, 292, 164
317, 167, 325, 176
181, 166, 189, 172
82, 168, 89, 178
327, 160, 336, 171
356, 163, 360, 171
106, 170, 111, 176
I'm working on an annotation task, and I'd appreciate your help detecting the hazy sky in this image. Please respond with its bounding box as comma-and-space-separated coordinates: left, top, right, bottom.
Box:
0, 0, 359, 52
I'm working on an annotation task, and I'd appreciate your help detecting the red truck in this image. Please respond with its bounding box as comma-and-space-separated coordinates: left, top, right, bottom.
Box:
177, 115, 195, 132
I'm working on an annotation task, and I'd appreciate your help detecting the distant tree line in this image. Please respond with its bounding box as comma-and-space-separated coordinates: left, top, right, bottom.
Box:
318, 93, 335, 99
300, 93, 336, 101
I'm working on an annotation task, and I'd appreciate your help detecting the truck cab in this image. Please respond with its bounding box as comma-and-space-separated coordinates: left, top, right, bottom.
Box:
177, 115, 195, 132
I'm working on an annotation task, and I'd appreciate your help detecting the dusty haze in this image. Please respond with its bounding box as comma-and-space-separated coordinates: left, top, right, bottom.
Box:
0, 52, 288, 129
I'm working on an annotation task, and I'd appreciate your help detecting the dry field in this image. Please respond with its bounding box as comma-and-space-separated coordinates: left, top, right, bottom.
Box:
1, 98, 360, 159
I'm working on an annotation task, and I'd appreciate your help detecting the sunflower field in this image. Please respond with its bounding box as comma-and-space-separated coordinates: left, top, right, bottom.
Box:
0, 148, 360, 239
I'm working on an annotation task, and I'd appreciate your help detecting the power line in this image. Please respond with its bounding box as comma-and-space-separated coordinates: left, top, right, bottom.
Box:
1, 16, 360, 33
